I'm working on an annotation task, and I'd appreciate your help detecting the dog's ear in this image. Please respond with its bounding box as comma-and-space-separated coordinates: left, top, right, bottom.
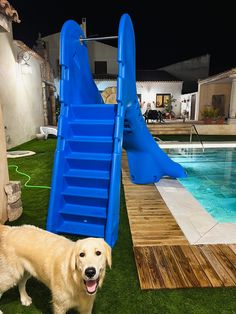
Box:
70, 240, 81, 271
102, 239, 112, 269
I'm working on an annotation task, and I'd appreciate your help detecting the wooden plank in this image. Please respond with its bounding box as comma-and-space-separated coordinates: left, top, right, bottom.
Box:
220, 245, 236, 265
229, 244, 236, 255
122, 158, 188, 246
170, 246, 201, 288
143, 247, 165, 289
147, 124, 192, 135
134, 240, 188, 247
190, 245, 223, 287
200, 245, 235, 287
161, 246, 190, 288
122, 152, 236, 290
133, 247, 154, 289
152, 246, 179, 289
210, 245, 236, 284
180, 245, 212, 288
133, 247, 166, 289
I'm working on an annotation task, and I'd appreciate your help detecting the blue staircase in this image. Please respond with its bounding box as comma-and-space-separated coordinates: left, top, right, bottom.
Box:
47, 14, 186, 247
46, 19, 122, 247
56, 104, 117, 238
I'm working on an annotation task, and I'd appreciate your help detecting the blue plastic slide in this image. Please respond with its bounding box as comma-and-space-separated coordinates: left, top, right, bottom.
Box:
46, 14, 186, 247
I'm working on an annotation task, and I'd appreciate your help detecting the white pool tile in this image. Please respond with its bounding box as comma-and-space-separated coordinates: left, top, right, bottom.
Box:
159, 142, 236, 149
195, 223, 236, 244
155, 179, 236, 244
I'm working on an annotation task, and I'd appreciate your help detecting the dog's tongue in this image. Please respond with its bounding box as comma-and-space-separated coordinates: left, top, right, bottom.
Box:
86, 280, 97, 293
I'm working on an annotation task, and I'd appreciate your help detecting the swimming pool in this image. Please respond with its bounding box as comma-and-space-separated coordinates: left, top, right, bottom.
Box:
166, 147, 236, 223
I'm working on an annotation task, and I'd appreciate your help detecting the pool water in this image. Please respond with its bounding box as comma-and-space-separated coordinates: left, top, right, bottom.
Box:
167, 148, 236, 223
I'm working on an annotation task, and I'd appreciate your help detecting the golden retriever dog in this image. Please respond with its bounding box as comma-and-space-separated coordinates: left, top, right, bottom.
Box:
0, 224, 111, 314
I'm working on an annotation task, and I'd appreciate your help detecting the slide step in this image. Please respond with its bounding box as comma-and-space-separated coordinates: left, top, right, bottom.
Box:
57, 221, 105, 238
64, 169, 110, 189
64, 169, 110, 180
68, 136, 113, 142
65, 152, 112, 171
62, 186, 108, 199
69, 121, 115, 137
66, 152, 112, 161
70, 119, 115, 125
67, 137, 113, 154
71, 104, 117, 120
59, 204, 107, 219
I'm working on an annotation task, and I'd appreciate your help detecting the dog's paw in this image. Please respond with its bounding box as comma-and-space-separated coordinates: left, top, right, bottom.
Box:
21, 295, 32, 306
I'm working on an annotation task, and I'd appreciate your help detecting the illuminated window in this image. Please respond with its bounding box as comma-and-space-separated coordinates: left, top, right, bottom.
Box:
156, 94, 171, 108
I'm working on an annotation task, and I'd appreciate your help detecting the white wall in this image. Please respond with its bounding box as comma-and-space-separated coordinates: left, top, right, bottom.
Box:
136, 81, 183, 116
0, 101, 9, 223
181, 92, 199, 120
0, 30, 44, 148
88, 41, 118, 74
95, 80, 183, 116
43, 32, 118, 78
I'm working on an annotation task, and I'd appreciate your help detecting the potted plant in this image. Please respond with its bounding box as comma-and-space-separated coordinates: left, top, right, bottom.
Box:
163, 96, 176, 119
201, 107, 219, 124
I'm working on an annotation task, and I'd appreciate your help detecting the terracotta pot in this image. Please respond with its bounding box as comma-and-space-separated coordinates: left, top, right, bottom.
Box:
203, 118, 212, 124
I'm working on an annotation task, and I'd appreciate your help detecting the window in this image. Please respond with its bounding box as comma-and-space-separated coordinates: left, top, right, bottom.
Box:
95, 61, 107, 74
212, 94, 225, 116
156, 93, 171, 108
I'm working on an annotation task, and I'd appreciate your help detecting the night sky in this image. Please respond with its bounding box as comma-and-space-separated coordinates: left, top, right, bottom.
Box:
9, 0, 236, 75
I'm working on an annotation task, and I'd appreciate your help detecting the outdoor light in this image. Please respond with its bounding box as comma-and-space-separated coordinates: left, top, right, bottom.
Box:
17, 51, 31, 66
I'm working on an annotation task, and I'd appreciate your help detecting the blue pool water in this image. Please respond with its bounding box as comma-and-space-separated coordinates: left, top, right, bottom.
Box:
167, 148, 236, 223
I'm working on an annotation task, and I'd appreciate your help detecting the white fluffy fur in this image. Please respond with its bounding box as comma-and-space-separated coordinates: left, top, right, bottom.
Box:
0, 224, 111, 314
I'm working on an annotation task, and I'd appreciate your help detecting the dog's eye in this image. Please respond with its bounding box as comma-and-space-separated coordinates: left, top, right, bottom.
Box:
79, 252, 85, 257
96, 251, 101, 256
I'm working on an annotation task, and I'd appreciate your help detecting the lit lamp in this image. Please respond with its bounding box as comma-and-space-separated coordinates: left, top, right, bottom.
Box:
17, 51, 32, 74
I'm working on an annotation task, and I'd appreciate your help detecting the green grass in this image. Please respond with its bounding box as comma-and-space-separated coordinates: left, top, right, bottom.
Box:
2, 138, 236, 313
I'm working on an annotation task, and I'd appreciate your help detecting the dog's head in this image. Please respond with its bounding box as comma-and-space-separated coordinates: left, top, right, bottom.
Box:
71, 237, 112, 295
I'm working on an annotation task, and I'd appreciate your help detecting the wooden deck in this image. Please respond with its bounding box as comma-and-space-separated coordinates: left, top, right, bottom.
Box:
122, 152, 236, 290
147, 123, 193, 135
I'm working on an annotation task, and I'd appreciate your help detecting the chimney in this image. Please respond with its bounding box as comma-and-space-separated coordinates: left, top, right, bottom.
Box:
81, 18, 87, 37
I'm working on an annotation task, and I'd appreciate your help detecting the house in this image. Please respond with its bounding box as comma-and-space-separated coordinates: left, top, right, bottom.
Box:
0, 0, 19, 222
96, 70, 183, 117
40, 22, 183, 116
159, 54, 210, 94
0, 0, 55, 149
157, 54, 211, 121
198, 68, 236, 124
41, 30, 118, 97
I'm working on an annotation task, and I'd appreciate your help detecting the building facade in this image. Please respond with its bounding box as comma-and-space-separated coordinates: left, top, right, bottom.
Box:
0, 1, 56, 148
42, 31, 118, 97
198, 68, 236, 123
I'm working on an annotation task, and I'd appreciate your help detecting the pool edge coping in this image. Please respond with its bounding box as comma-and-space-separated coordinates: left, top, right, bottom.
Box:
155, 178, 236, 245
159, 141, 236, 149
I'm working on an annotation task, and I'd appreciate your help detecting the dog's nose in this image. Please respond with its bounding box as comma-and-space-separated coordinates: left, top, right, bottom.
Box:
85, 267, 96, 278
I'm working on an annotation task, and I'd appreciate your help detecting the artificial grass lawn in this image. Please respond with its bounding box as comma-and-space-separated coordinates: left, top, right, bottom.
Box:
2, 138, 236, 313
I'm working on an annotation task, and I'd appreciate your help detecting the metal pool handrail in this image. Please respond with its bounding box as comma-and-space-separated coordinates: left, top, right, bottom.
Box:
190, 124, 205, 152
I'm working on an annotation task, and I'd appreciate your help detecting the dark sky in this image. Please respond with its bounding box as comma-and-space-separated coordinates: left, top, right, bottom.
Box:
9, 1, 236, 75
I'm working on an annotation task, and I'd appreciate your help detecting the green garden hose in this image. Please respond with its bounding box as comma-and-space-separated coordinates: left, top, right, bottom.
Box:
8, 165, 51, 189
